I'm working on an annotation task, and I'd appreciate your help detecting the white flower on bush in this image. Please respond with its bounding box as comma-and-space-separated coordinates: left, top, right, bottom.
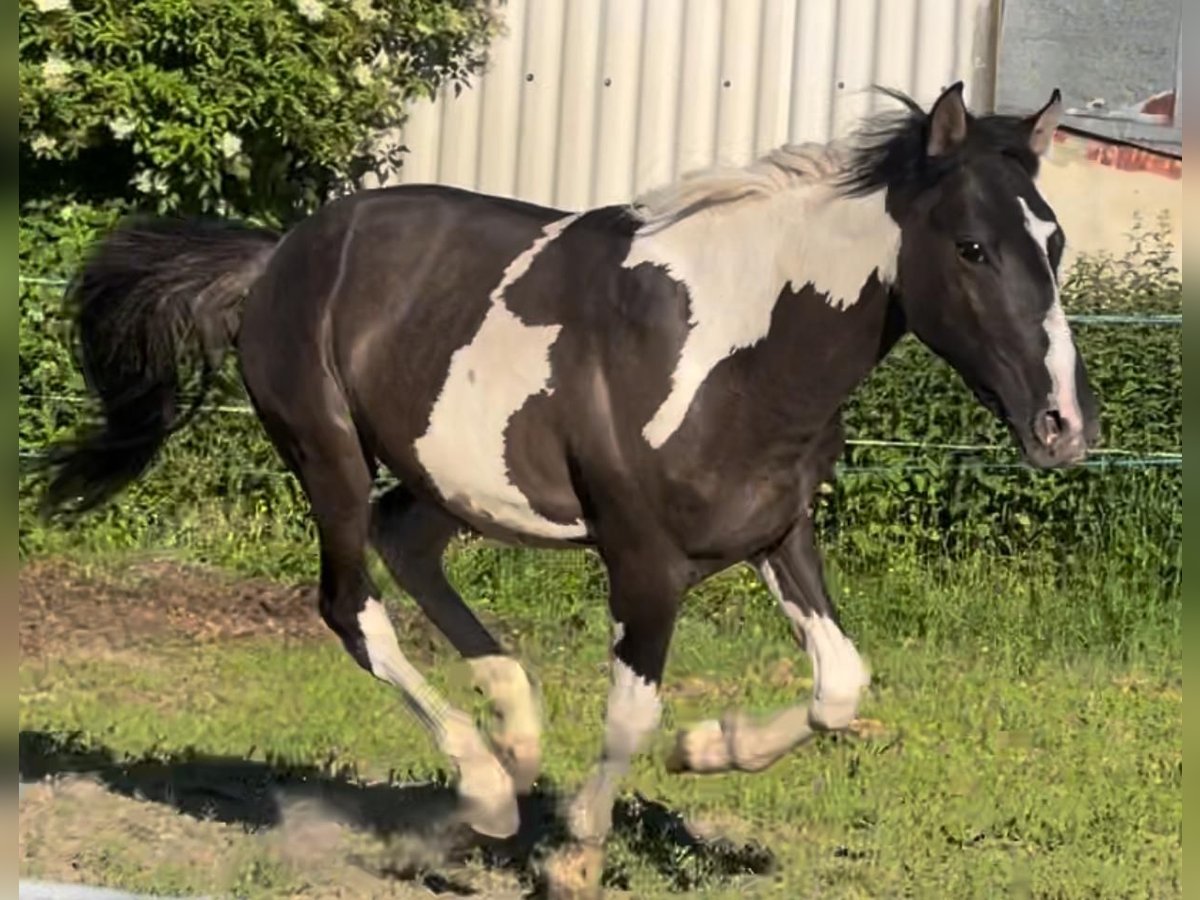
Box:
219, 132, 243, 159
295, 0, 326, 23
30, 134, 57, 156
132, 170, 169, 195
351, 61, 373, 87
40, 55, 72, 89
349, 0, 376, 20
34, 0, 71, 11
109, 117, 136, 140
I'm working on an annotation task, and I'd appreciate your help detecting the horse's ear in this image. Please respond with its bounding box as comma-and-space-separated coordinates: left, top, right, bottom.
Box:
1026, 88, 1063, 156
927, 82, 968, 157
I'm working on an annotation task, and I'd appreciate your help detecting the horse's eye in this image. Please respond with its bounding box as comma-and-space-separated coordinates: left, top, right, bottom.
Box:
957, 241, 987, 264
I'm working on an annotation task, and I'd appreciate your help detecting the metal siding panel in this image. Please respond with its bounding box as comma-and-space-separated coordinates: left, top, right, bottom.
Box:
437, 75, 484, 191
398, 94, 442, 185
593, 0, 646, 205
675, 0, 723, 175
716, 0, 763, 165
475, 0, 528, 199
755, 0, 799, 153
514, 0, 567, 206
913, 0, 960, 106
385, 0, 998, 203
790, 0, 838, 143
633, 0, 685, 195
874, 0, 919, 104
554, 0, 604, 209
831, 0, 879, 138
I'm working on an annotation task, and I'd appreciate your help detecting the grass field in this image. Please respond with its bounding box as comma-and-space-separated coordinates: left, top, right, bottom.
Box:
18, 542, 1182, 899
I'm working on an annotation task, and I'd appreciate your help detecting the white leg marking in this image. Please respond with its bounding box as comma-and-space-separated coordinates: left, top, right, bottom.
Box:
568, 658, 661, 842
624, 176, 901, 448
469, 655, 542, 789
359, 599, 518, 836
359, 597, 452, 733
759, 562, 868, 730
414, 213, 587, 540
1017, 195, 1082, 430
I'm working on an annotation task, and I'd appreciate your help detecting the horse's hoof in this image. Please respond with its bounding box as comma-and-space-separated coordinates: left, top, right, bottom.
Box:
459, 788, 520, 839
493, 733, 541, 794
541, 841, 605, 900
665, 719, 730, 774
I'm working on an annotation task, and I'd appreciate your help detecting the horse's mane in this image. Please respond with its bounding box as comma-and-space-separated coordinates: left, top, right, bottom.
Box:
630, 87, 1040, 233
629, 142, 845, 234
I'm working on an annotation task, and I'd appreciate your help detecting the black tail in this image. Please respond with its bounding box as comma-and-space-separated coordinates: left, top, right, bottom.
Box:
39, 215, 280, 519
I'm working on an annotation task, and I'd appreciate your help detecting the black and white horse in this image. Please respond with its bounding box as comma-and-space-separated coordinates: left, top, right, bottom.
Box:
43, 83, 1098, 894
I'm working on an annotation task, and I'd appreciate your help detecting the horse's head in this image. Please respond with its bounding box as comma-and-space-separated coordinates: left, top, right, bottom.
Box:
853, 83, 1099, 469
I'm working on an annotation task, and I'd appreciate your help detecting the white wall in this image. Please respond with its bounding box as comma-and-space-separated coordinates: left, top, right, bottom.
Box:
382, 0, 998, 210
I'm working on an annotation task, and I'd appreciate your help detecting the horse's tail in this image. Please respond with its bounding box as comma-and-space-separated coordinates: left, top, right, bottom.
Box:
39, 215, 281, 518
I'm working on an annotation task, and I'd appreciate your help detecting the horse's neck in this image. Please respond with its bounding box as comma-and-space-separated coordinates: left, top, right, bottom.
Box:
624, 182, 904, 443
752, 275, 904, 443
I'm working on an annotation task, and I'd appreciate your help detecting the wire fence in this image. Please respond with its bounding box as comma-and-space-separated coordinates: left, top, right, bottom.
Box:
18, 274, 1183, 477
17, 274, 1187, 327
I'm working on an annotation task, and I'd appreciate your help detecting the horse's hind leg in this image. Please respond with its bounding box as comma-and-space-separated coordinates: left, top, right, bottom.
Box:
370, 485, 543, 791
246, 376, 518, 837
667, 515, 869, 774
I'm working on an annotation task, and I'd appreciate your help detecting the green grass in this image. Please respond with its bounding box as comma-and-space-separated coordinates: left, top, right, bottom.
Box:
18, 549, 1182, 898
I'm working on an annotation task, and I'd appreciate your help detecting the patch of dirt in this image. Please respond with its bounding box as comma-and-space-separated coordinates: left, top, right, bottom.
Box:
18, 555, 471, 667
19, 775, 527, 898
19, 730, 777, 899
19, 557, 335, 661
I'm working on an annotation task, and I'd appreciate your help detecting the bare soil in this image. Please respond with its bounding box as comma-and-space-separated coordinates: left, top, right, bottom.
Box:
18, 554, 472, 674
19, 556, 331, 661
17, 557, 532, 897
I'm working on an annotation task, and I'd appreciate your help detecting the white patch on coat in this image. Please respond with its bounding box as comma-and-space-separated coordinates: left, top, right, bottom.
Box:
415, 214, 587, 540
758, 562, 868, 728
1017, 195, 1082, 429
624, 153, 900, 448
610, 620, 626, 650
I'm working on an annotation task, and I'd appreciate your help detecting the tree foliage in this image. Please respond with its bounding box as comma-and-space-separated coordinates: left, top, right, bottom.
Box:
18, 0, 497, 223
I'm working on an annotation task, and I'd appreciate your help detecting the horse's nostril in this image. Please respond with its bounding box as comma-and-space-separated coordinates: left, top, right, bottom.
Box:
1035, 409, 1064, 447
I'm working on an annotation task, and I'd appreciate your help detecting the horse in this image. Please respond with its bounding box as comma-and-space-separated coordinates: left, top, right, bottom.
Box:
40, 82, 1098, 897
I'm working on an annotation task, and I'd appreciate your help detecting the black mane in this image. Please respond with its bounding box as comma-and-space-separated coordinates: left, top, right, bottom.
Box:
838, 87, 1040, 197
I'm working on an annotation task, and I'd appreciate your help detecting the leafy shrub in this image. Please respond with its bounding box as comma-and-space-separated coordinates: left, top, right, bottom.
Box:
18, 0, 496, 224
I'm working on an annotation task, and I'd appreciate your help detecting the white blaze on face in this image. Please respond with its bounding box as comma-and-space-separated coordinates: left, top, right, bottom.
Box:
415, 214, 587, 540
1017, 195, 1082, 431
623, 184, 901, 449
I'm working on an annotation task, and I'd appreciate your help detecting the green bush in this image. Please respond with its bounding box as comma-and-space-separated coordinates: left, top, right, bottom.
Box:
18, 0, 496, 223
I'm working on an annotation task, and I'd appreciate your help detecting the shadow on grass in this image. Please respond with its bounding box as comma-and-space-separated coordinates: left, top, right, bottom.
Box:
20, 729, 775, 896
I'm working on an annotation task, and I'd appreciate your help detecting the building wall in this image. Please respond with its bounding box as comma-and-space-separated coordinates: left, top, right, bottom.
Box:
1040, 130, 1183, 275
379, 0, 1182, 276
382, 0, 996, 210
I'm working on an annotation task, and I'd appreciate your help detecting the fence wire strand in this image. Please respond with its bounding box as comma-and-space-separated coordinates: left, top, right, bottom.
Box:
18, 274, 1185, 326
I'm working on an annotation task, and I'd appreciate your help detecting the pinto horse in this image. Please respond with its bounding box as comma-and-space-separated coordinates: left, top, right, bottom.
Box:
42, 83, 1098, 895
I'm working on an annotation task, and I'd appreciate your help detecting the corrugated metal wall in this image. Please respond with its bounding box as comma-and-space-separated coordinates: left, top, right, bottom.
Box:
385, 0, 998, 210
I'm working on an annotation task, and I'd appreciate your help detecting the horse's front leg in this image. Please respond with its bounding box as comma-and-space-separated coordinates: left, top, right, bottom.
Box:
543, 550, 685, 899
667, 516, 870, 774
